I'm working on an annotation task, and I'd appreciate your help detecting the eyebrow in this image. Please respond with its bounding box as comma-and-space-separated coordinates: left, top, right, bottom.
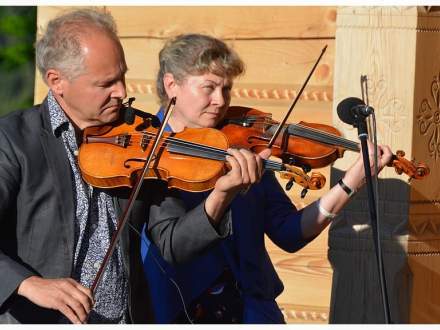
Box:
204, 79, 231, 86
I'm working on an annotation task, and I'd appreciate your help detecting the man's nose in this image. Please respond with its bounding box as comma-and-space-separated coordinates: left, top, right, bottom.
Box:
112, 80, 127, 100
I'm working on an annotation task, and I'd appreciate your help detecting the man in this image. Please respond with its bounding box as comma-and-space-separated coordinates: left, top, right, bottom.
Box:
0, 9, 264, 324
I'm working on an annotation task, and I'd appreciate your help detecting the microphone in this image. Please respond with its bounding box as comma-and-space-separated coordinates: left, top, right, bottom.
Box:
123, 97, 136, 125
337, 97, 374, 125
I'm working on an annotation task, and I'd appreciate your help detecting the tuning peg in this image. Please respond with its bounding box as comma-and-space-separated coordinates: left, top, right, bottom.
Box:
285, 178, 295, 191
301, 188, 308, 198
302, 165, 311, 173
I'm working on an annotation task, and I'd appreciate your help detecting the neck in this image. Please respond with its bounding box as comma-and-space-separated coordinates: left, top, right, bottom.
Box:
51, 92, 85, 144
167, 110, 194, 133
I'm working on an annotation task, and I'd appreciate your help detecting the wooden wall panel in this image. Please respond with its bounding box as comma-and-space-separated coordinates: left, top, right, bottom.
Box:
118, 37, 334, 114
35, 6, 336, 324
267, 226, 332, 323
120, 38, 334, 85
107, 6, 337, 39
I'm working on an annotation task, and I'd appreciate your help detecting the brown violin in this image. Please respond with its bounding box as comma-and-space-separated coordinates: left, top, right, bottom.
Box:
78, 112, 326, 193
219, 106, 430, 180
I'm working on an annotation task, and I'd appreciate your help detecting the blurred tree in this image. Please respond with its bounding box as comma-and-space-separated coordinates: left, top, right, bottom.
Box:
0, 6, 36, 115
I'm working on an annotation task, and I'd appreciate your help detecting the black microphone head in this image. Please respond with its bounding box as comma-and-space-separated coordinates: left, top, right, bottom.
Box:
337, 97, 365, 125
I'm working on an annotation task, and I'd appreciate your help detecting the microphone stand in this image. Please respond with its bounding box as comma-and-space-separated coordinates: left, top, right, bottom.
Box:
355, 116, 391, 324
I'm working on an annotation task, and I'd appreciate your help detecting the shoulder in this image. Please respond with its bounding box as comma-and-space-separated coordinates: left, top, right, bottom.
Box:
0, 103, 46, 135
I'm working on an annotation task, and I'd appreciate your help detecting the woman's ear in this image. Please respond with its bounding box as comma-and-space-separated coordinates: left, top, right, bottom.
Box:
163, 72, 178, 98
45, 69, 65, 96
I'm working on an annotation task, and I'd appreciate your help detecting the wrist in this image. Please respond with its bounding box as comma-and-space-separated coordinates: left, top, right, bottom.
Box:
338, 177, 357, 198
17, 275, 39, 297
205, 189, 236, 223
318, 199, 337, 219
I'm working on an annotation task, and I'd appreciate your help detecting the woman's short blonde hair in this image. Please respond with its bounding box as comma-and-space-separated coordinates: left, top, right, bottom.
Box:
156, 33, 244, 106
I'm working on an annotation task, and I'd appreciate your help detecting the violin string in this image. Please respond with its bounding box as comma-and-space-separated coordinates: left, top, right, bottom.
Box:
291, 124, 359, 151
127, 132, 286, 172
237, 117, 359, 151
164, 137, 285, 172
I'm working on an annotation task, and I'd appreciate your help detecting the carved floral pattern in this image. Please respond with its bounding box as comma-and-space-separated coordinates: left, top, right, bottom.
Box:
362, 40, 407, 143
417, 74, 440, 161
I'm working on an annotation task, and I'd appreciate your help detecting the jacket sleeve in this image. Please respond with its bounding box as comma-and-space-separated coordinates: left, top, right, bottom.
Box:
262, 172, 312, 253
147, 183, 232, 265
0, 127, 36, 307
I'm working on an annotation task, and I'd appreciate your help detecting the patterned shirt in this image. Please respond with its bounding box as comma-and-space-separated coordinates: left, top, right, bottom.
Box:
47, 92, 128, 323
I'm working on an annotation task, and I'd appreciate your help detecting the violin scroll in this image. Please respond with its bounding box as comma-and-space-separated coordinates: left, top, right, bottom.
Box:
390, 150, 430, 180
279, 164, 326, 195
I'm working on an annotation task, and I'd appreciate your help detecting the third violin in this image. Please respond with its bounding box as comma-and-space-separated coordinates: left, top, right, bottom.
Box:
219, 106, 430, 180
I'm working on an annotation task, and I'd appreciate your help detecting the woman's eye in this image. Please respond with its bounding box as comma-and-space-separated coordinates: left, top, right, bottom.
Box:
203, 85, 215, 91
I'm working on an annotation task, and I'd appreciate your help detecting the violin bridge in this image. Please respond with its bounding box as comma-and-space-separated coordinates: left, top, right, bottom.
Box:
116, 134, 131, 148
140, 134, 150, 151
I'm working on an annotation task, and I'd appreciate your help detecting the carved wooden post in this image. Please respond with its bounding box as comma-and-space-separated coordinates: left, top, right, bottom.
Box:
329, 6, 440, 323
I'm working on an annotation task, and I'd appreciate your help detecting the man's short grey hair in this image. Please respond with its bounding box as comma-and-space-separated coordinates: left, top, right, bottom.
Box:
36, 8, 119, 82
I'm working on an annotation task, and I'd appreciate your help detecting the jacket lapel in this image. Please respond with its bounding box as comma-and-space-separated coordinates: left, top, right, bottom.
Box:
38, 100, 75, 265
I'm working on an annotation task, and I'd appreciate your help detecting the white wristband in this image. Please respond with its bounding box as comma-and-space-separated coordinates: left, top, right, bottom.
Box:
318, 200, 337, 219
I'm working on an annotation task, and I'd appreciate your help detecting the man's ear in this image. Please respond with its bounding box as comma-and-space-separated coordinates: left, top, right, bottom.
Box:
45, 69, 65, 96
163, 73, 178, 98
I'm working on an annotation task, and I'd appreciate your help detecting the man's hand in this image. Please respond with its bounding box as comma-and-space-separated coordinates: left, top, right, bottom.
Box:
17, 276, 94, 324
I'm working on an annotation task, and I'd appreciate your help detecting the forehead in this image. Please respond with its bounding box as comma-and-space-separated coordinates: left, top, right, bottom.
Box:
184, 72, 232, 85
81, 31, 126, 75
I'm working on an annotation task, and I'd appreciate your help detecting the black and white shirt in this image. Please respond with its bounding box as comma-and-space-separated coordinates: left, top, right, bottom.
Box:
48, 91, 128, 323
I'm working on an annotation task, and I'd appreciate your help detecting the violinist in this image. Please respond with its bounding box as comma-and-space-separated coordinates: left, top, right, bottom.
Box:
141, 33, 393, 324
0, 10, 263, 324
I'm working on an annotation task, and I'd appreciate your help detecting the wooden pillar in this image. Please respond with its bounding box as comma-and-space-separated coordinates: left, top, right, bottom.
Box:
329, 6, 440, 323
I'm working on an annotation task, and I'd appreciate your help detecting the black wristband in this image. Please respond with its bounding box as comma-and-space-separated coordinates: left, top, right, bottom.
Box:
338, 178, 355, 197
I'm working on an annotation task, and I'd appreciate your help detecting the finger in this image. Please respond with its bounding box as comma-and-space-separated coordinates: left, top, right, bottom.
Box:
225, 154, 241, 180
74, 283, 95, 307
255, 154, 264, 181
381, 145, 393, 164
258, 148, 271, 160
63, 279, 94, 313
228, 148, 249, 185
239, 149, 258, 183
70, 287, 93, 315
58, 303, 82, 324
56, 281, 90, 323
61, 293, 89, 324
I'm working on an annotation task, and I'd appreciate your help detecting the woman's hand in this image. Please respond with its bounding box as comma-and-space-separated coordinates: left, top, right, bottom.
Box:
204, 148, 271, 223
343, 140, 393, 192
214, 148, 270, 194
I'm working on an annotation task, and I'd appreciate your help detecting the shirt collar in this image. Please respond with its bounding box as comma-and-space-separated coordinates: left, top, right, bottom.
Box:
156, 107, 173, 133
47, 90, 71, 137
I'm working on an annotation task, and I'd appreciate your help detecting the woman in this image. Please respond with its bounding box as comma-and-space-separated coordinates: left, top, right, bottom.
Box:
142, 33, 392, 323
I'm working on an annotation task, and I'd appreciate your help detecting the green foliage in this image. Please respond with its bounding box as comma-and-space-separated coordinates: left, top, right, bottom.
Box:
0, 6, 36, 115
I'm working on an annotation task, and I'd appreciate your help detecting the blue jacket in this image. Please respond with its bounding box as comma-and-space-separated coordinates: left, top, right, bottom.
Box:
141, 110, 308, 323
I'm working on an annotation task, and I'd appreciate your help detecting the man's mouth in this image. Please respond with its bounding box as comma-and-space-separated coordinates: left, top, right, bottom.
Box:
104, 104, 120, 111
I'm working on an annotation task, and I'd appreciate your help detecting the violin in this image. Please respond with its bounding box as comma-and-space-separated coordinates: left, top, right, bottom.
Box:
78, 112, 326, 193
219, 106, 430, 180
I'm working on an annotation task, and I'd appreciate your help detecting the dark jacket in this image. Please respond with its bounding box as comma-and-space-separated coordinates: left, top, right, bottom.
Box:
141, 109, 308, 323
0, 100, 230, 323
